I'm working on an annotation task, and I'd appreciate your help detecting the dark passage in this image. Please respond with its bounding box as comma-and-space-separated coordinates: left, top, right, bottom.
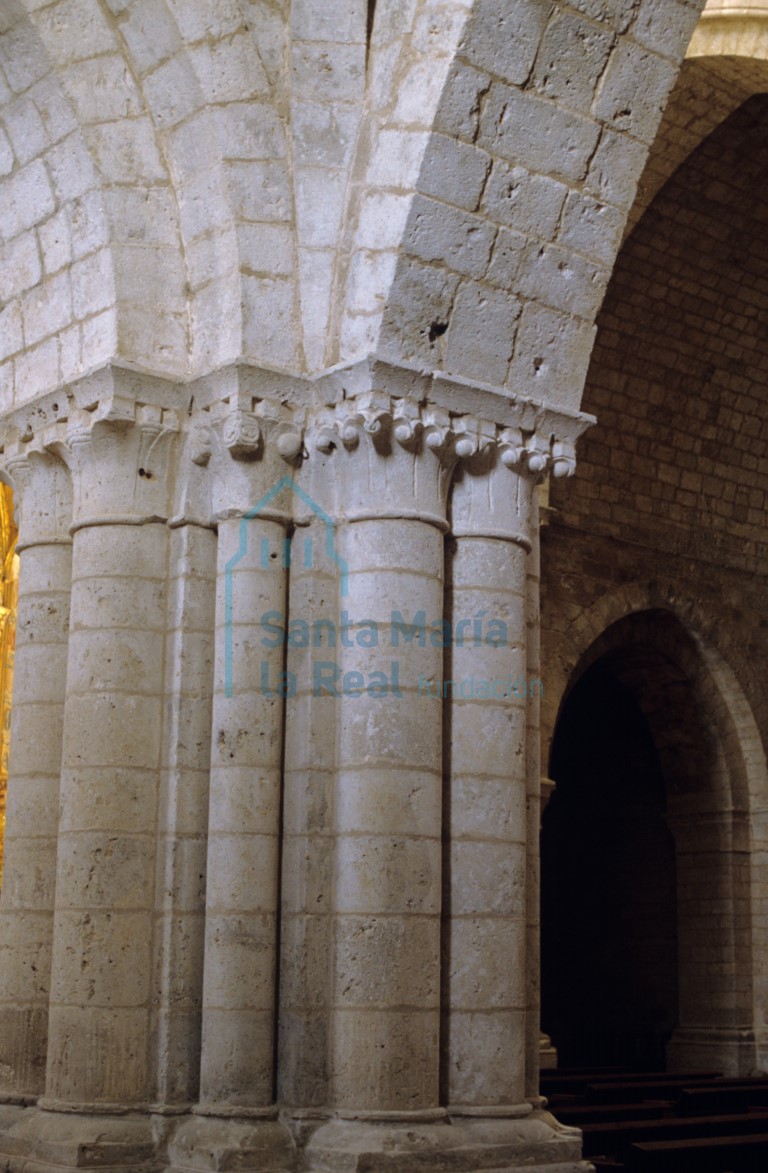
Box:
542, 659, 678, 1070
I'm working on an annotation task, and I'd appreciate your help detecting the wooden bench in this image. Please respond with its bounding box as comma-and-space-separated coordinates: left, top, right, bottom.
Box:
541, 1068, 717, 1096
627, 1130, 768, 1171
554, 1101, 669, 1126
581, 1110, 768, 1159
677, 1081, 768, 1116
585, 1076, 723, 1104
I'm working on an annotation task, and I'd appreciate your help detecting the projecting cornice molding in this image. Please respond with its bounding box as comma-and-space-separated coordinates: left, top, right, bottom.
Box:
0, 361, 595, 537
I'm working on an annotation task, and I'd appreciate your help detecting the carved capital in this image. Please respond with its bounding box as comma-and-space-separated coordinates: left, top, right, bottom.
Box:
307, 393, 466, 529
61, 402, 180, 531
179, 395, 305, 526
303, 387, 588, 532
448, 400, 588, 544
0, 439, 72, 550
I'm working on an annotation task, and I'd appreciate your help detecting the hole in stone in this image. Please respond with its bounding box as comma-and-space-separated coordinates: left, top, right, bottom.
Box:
428, 321, 449, 343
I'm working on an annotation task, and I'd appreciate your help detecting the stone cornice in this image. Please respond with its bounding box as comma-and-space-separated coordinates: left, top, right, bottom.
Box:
0, 362, 594, 536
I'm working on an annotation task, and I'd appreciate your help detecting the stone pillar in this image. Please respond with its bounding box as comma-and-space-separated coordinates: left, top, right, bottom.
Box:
525, 483, 543, 1099
168, 398, 301, 1172
304, 386, 590, 1171
667, 808, 754, 1076
330, 395, 451, 1117
278, 503, 340, 1113
0, 449, 72, 1105
305, 393, 455, 1165
443, 435, 537, 1115
149, 514, 217, 1109
198, 512, 287, 1111
538, 779, 558, 1071
40, 407, 177, 1120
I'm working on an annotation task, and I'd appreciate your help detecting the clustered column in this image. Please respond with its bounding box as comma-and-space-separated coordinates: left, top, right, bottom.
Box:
0, 377, 588, 1173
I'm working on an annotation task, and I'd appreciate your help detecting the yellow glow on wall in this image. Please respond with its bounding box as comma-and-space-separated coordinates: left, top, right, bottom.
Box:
0, 484, 18, 886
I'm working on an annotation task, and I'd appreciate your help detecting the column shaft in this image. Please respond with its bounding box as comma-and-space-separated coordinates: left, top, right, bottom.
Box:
0, 538, 71, 1097
279, 517, 338, 1109
45, 522, 168, 1106
443, 532, 529, 1109
329, 518, 444, 1114
151, 523, 216, 1107
199, 516, 286, 1110
525, 494, 543, 1099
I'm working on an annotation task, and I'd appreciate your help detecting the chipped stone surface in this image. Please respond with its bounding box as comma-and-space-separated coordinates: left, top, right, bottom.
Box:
1, 2, 752, 1171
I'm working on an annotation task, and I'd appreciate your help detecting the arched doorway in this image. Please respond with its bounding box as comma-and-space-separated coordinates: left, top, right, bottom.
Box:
542, 656, 677, 1070
542, 609, 758, 1076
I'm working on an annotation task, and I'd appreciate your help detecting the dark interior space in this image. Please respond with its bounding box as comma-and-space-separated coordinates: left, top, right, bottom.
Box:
542, 659, 679, 1071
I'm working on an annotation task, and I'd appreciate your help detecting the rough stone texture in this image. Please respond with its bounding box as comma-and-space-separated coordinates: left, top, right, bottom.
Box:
0, 0, 706, 411
6, 2, 768, 1172
0, 454, 71, 1099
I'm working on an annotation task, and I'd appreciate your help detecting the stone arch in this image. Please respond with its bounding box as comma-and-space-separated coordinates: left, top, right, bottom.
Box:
334, 0, 707, 411
3, 0, 737, 419
542, 587, 768, 1073
543, 582, 766, 797
0, 0, 116, 412
627, 3, 768, 236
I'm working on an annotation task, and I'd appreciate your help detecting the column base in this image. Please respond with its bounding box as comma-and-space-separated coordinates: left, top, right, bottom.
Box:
0, 1108, 590, 1173
166, 1113, 295, 1172
667, 1026, 758, 1077
302, 1112, 589, 1172
0, 1106, 160, 1173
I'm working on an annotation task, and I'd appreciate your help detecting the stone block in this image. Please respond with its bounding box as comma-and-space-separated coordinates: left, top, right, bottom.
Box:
481, 83, 601, 184
118, 0, 182, 75
458, 0, 550, 86
0, 160, 54, 241
61, 53, 143, 122
292, 41, 365, 104
333, 915, 440, 1006
532, 8, 615, 111
189, 33, 270, 103
443, 280, 521, 385
419, 134, 491, 212
593, 41, 679, 145
141, 53, 202, 129
433, 61, 490, 142
403, 194, 495, 278
517, 240, 608, 318
483, 160, 567, 240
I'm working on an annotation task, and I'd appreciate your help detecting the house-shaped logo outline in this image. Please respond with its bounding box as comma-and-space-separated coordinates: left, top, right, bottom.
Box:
224, 475, 349, 697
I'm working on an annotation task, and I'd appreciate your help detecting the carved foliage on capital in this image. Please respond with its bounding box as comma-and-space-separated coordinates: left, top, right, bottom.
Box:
178, 386, 585, 532
181, 395, 305, 524
59, 399, 180, 529
449, 411, 581, 546
309, 392, 465, 526
306, 392, 581, 529
0, 433, 73, 549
